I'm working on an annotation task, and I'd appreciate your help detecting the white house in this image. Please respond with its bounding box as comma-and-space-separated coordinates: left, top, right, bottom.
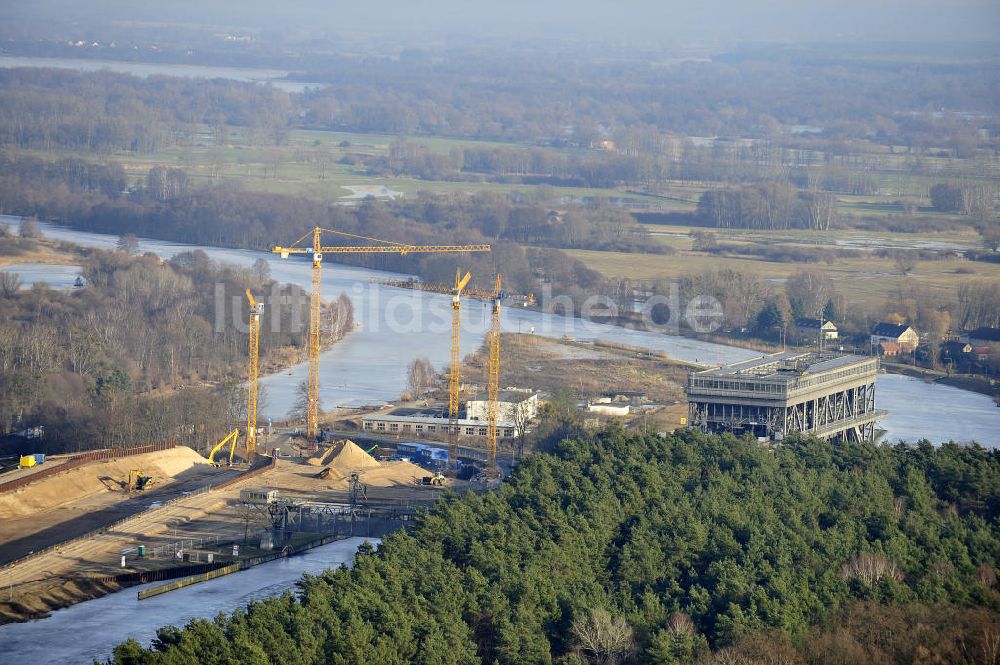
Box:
871, 323, 919, 352
466, 390, 539, 424
796, 318, 838, 340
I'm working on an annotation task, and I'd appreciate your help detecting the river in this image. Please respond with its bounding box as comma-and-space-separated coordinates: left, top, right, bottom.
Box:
0, 537, 378, 664
1, 216, 998, 446
0, 55, 321, 93
1, 262, 81, 289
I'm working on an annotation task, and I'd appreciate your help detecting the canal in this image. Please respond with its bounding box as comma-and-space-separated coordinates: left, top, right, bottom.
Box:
2, 215, 997, 447
0, 537, 377, 664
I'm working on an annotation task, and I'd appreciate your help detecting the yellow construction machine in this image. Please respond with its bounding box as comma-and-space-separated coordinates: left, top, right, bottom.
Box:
208, 428, 240, 466
126, 469, 154, 492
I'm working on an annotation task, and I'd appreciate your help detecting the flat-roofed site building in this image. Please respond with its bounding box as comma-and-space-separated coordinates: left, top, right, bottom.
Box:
687, 351, 885, 443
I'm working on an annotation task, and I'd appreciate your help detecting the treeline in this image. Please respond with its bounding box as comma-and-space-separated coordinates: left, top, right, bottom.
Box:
0, 238, 352, 452
1, 149, 659, 259
364, 139, 903, 196
109, 428, 999, 664
0, 68, 290, 153
628, 265, 1000, 363
1, 38, 995, 148
0, 154, 607, 298
365, 141, 675, 190
2, 57, 997, 164
293, 46, 998, 150
930, 182, 997, 222
696, 184, 838, 230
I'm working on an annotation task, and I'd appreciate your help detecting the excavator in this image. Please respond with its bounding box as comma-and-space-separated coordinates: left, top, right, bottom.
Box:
125, 469, 154, 492
208, 428, 240, 466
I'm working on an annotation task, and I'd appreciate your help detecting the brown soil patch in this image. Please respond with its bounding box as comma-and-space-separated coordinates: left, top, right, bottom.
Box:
352, 461, 428, 488
462, 333, 688, 404
0, 447, 209, 519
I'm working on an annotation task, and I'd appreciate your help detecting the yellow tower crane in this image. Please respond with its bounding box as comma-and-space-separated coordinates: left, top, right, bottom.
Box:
449, 268, 472, 421
367, 276, 534, 306
273, 226, 491, 440
486, 273, 503, 476
449, 268, 472, 471
245, 288, 261, 458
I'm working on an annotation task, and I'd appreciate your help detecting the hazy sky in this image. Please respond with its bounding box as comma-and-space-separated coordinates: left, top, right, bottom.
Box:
4, 0, 1000, 45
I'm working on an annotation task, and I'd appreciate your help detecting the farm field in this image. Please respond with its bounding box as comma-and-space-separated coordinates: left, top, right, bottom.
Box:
566, 246, 1000, 309
10, 127, 665, 207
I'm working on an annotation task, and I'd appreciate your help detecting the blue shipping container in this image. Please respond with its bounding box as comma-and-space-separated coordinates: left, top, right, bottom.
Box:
32, 453, 45, 464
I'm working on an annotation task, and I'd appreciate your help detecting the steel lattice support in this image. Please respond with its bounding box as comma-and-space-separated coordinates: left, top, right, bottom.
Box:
486, 274, 502, 475
246, 289, 261, 457
308, 227, 322, 440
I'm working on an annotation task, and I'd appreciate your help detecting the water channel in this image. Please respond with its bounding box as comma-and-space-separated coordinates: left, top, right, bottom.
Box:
0, 55, 322, 93
0, 537, 378, 664
2, 215, 998, 446
1, 217, 998, 659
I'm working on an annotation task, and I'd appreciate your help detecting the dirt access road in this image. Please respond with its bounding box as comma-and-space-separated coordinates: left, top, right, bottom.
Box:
0, 449, 241, 565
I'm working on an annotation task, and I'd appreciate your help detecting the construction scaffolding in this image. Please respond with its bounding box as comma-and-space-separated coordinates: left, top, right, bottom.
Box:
687, 351, 885, 443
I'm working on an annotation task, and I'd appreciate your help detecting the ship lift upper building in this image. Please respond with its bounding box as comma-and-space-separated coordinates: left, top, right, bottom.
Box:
687, 351, 885, 443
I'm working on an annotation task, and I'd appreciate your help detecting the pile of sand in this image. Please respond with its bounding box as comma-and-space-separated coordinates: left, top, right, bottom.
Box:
0, 447, 209, 519
306, 443, 342, 467
325, 440, 381, 471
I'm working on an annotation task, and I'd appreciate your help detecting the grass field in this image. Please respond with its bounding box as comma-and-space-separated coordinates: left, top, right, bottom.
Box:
566, 246, 1000, 309
11, 124, 994, 319
15, 126, 671, 206
641, 223, 983, 252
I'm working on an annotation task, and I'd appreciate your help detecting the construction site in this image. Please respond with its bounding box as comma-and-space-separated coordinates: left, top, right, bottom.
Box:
0, 437, 457, 623
0, 227, 518, 623
0, 224, 695, 625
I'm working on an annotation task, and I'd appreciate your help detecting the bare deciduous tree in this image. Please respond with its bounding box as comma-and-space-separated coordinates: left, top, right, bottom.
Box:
801, 190, 837, 230
0, 271, 22, 297
572, 607, 635, 665
511, 399, 533, 458
667, 611, 695, 636
325, 292, 355, 344
291, 380, 313, 423
957, 280, 1000, 329
841, 552, 903, 586
785, 269, 835, 319
116, 233, 140, 255
18, 218, 41, 239
891, 249, 918, 275
406, 357, 436, 397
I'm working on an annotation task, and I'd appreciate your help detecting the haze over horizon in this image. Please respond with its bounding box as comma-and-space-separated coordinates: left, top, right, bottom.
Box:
2, 0, 999, 48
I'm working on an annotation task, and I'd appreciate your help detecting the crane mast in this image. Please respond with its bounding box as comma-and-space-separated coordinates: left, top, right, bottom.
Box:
449, 269, 471, 420
449, 269, 471, 471
308, 227, 322, 442
486, 273, 502, 476
246, 289, 261, 458
273, 226, 490, 440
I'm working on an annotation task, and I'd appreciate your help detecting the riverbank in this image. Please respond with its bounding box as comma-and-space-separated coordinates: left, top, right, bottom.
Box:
0, 447, 441, 625
0, 537, 378, 664
882, 361, 1000, 401
4, 216, 999, 444
0, 518, 344, 624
